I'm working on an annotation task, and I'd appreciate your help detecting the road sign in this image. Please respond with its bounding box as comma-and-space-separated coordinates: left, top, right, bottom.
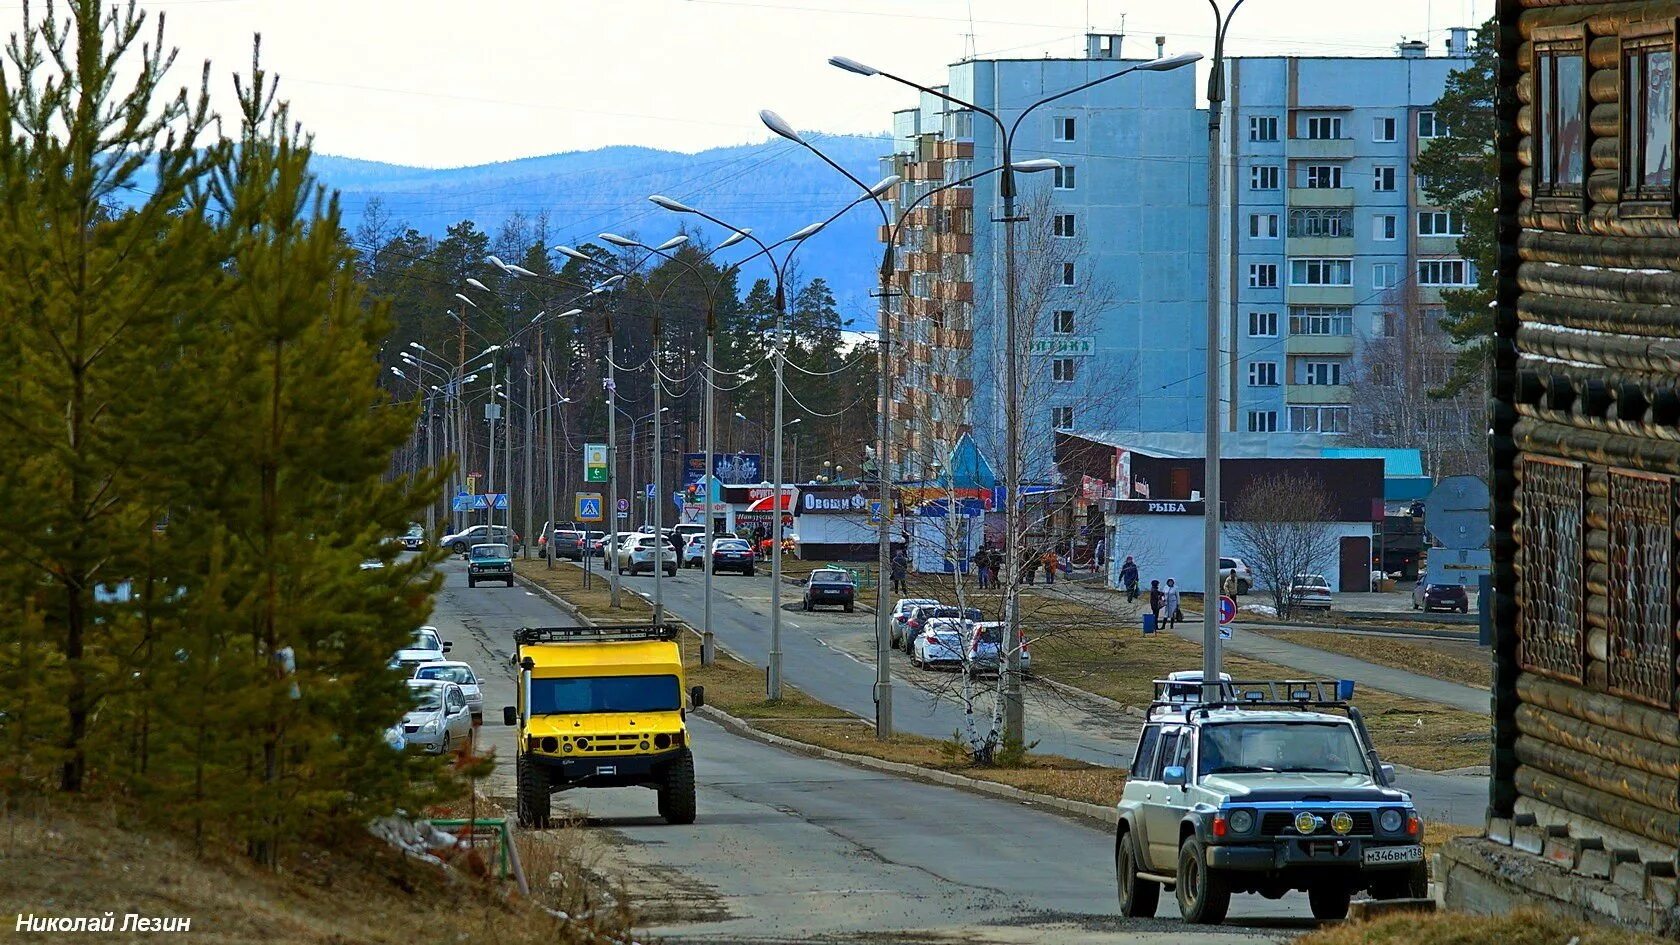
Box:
616, 497, 630, 513
1219, 624, 1233, 641
584, 444, 608, 483
490, 493, 508, 510
1425, 474, 1491, 550
576, 492, 604, 522
644, 483, 656, 500
451, 492, 473, 512
466, 475, 478, 496
1217, 596, 1237, 625
616, 511, 628, 520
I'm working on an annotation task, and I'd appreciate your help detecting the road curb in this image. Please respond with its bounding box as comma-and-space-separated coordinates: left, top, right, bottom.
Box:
515, 572, 598, 627
695, 704, 1119, 828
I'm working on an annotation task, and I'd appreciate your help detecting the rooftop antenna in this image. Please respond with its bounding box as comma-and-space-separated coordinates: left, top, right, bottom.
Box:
962, 0, 976, 61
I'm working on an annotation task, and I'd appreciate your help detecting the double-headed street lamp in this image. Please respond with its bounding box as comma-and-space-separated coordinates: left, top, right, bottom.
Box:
649, 182, 894, 700
826, 48, 1202, 745
761, 104, 1061, 740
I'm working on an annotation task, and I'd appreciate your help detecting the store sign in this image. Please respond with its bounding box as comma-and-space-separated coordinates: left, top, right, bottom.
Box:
796, 488, 869, 515
1030, 336, 1095, 356
1110, 498, 1207, 516
712, 453, 764, 485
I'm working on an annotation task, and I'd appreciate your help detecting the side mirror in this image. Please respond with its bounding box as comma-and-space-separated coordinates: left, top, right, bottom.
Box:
502, 705, 517, 726
690, 685, 705, 709
1380, 763, 1396, 785
1162, 765, 1187, 786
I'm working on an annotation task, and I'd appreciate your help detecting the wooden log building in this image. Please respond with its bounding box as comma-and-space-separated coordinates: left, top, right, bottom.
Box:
1442, 1, 1680, 933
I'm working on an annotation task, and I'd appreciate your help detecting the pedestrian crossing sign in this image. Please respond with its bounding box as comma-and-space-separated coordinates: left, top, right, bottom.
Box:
576, 492, 605, 523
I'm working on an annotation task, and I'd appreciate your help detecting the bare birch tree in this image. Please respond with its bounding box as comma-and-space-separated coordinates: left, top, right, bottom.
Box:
1227, 473, 1342, 619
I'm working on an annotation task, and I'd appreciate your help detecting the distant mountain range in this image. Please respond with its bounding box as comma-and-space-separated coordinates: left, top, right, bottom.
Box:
314, 136, 893, 322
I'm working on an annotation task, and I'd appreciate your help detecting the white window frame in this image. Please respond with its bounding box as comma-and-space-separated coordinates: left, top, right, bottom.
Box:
1372, 262, 1399, 289
1250, 165, 1280, 190
1248, 213, 1279, 238
1053, 213, 1076, 238
1289, 405, 1351, 433
1418, 259, 1475, 286
1248, 263, 1278, 288
1288, 257, 1353, 287
1247, 311, 1278, 337
1247, 410, 1279, 433
1248, 361, 1279, 387
1418, 110, 1445, 138
1053, 116, 1076, 142
1061, 262, 1076, 286
1304, 164, 1344, 189
1054, 165, 1077, 190
1051, 357, 1077, 382
1373, 166, 1397, 191
1417, 210, 1465, 236
1374, 213, 1398, 240
1372, 116, 1397, 142
1051, 406, 1074, 429
1304, 116, 1343, 140
1288, 305, 1353, 336
1052, 309, 1075, 334
1301, 360, 1344, 386
1249, 115, 1278, 142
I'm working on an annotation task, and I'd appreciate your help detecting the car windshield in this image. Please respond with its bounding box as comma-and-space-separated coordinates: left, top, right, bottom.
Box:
812, 571, 851, 584
1296, 576, 1329, 588
975, 626, 1003, 645
409, 686, 442, 711
405, 524, 425, 537
1197, 722, 1369, 777
472, 544, 509, 559
412, 629, 441, 651
416, 665, 474, 685
715, 539, 750, 551
935, 607, 982, 620
529, 675, 682, 714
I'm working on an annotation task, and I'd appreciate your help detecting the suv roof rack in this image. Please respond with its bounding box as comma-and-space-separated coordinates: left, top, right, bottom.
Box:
1147, 678, 1353, 720
515, 624, 677, 645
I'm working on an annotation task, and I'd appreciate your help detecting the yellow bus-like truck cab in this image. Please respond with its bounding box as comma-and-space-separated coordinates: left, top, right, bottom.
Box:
503, 625, 703, 827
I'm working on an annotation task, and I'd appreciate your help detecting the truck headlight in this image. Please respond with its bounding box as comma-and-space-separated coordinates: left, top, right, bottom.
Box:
1379, 809, 1404, 833
1330, 811, 1354, 835
1228, 809, 1255, 834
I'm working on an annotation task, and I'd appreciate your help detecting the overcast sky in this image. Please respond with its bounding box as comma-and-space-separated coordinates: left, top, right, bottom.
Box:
10, 0, 1491, 167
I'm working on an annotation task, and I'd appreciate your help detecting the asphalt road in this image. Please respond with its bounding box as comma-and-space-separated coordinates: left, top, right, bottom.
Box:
426, 557, 1313, 944
595, 561, 1489, 826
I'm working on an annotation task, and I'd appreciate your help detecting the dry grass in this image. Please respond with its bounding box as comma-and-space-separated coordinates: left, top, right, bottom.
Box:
756, 718, 1126, 808
1263, 630, 1491, 690
679, 632, 852, 721
1295, 908, 1670, 945
514, 559, 652, 623
0, 798, 631, 945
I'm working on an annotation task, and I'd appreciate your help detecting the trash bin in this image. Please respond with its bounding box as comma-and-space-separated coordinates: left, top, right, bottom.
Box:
1142, 613, 1157, 635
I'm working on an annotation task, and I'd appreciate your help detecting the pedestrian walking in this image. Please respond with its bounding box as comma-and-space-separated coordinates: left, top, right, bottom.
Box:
970, 546, 988, 589
890, 548, 910, 595
1022, 548, 1039, 586
1148, 580, 1163, 626
1095, 537, 1106, 572
1041, 548, 1060, 585
1163, 578, 1182, 628
1120, 555, 1140, 602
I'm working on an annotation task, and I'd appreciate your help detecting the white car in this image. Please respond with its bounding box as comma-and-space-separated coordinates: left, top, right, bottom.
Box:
1288, 573, 1334, 610
1156, 670, 1234, 706
966, 621, 1031, 674
682, 533, 706, 568
1218, 556, 1254, 595
911, 616, 971, 670
615, 533, 678, 576
391, 626, 451, 670
413, 660, 483, 724
889, 598, 938, 650
401, 679, 473, 754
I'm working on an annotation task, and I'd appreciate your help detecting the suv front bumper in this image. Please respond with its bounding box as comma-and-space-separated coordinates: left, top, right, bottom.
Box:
526, 746, 687, 789
1208, 837, 1421, 872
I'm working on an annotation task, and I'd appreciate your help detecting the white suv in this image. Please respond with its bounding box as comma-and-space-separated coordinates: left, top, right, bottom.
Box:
1218, 557, 1253, 595
614, 533, 677, 576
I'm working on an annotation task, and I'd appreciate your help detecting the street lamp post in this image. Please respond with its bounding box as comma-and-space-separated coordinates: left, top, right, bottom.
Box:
826, 48, 1201, 745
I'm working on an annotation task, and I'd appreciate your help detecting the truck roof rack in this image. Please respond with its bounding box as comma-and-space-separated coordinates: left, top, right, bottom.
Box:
1147, 678, 1353, 720
515, 624, 677, 645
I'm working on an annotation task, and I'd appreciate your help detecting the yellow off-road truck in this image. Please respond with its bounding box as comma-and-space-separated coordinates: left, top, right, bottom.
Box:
503, 625, 702, 827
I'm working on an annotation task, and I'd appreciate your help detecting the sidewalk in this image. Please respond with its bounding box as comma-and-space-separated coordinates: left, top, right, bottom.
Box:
1042, 583, 1490, 715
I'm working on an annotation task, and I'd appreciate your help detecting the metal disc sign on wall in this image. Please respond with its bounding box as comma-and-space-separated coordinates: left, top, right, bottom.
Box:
1424, 475, 1490, 550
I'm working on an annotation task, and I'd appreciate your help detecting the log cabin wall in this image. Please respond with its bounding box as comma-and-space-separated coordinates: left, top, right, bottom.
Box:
1495, 0, 1680, 861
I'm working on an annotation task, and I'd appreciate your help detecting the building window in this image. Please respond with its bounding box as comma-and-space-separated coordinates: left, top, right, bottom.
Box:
1372, 262, 1399, 289
1289, 257, 1352, 286
1052, 358, 1077, 382
1373, 116, 1397, 142
1248, 213, 1278, 238
1248, 263, 1278, 288
1419, 259, 1475, 286
1289, 405, 1351, 433
1418, 110, 1446, 138
1061, 262, 1076, 286
1054, 165, 1077, 190
1248, 311, 1278, 337
1248, 361, 1279, 387
1534, 44, 1587, 193
1373, 166, 1397, 191
1054, 213, 1077, 237
1249, 115, 1278, 142
1304, 164, 1344, 189
1622, 30, 1675, 203
1373, 311, 1398, 336
1301, 360, 1344, 385
1373, 214, 1397, 240
1288, 305, 1353, 335
1051, 406, 1074, 429
1303, 116, 1343, 139
1288, 207, 1351, 238
1417, 210, 1465, 235
1053, 116, 1077, 142
1247, 410, 1279, 433
1250, 165, 1280, 190
1052, 309, 1074, 334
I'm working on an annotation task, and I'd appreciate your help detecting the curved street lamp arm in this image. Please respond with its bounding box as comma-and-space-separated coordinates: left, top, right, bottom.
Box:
1006, 61, 1145, 143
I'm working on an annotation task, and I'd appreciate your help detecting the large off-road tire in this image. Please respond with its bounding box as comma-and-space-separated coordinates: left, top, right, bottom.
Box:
657, 751, 697, 825
1175, 838, 1230, 925
516, 756, 550, 829
1369, 862, 1428, 900
1116, 829, 1160, 918
1308, 882, 1352, 920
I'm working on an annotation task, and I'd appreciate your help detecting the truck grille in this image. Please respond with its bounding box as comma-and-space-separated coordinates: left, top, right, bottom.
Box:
1260, 811, 1374, 836
569, 733, 647, 754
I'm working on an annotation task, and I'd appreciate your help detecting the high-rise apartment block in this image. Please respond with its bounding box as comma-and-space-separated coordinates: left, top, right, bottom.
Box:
878, 30, 1474, 479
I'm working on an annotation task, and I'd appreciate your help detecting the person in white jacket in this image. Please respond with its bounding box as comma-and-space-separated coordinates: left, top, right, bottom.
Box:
1162, 578, 1182, 628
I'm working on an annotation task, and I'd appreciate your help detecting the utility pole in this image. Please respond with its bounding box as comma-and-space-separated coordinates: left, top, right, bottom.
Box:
769, 279, 786, 699
523, 341, 534, 560
1203, 0, 1246, 704
652, 314, 666, 627
544, 332, 557, 571
604, 330, 623, 608
504, 359, 514, 539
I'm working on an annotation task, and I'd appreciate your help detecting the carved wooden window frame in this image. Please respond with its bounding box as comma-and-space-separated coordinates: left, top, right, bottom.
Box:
1606, 469, 1676, 708
1533, 25, 1589, 212
1517, 457, 1587, 684
1620, 20, 1679, 218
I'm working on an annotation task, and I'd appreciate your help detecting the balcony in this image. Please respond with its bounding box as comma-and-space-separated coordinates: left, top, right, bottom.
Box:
935, 140, 975, 160
933, 280, 974, 302
1289, 137, 1356, 160
1285, 334, 1355, 357
1416, 234, 1461, 255
1288, 187, 1355, 208
1288, 235, 1354, 256
933, 187, 975, 209
1286, 285, 1356, 306
1285, 384, 1352, 405
934, 232, 974, 254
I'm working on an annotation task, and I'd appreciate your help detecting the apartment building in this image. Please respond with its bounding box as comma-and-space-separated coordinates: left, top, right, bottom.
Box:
877, 32, 1471, 479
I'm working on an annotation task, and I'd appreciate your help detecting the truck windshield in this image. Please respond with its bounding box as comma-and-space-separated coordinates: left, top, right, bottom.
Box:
1197, 722, 1369, 777
530, 675, 681, 714
472, 544, 509, 559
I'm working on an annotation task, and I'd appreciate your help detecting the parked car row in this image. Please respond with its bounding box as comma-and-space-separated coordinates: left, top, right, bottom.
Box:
386, 628, 483, 755
886, 599, 1029, 674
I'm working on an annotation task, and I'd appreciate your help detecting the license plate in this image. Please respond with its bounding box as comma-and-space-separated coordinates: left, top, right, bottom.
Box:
1363, 844, 1422, 865
596, 765, 617, 776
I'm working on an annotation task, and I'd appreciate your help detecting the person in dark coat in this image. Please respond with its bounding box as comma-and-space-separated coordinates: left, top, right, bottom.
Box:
1120, 555, 1140, 602
890, 549, 910, 594
1148, 579, 1164, 626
